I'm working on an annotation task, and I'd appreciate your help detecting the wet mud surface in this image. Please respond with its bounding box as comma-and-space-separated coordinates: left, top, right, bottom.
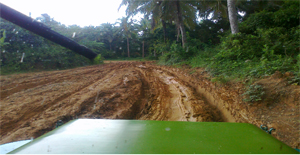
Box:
0, 62, 299, 148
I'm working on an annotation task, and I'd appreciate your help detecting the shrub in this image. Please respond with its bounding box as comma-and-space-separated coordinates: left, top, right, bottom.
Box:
93, 54, 104, 64
242, 84, 265, 105
158, 42, 197, 65
201, 4, 299, 80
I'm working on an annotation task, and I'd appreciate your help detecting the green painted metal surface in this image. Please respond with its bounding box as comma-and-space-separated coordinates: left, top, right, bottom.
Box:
9, 119, 297, 154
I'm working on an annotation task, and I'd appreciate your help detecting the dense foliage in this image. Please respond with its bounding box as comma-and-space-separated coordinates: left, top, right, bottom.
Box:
188, 1, 299, 81
0, 15, 145, 74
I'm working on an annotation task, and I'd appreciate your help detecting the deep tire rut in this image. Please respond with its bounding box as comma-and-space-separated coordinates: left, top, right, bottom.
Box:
1, 62, 223, 145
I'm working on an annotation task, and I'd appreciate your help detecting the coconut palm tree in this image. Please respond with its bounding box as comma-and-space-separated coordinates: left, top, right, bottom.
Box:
139, 18, 151, 58
227, 0, 239, 34
195, 0, 238, 34
119, 0, 197, 48
116, 17, 137, 57
118, 17, 130, 57
196, 0, 228, 20
99, 23, 117, 51
196, 0, 283, 34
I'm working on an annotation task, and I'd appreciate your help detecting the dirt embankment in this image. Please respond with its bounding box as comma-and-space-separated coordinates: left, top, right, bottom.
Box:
0, 62, 299, 148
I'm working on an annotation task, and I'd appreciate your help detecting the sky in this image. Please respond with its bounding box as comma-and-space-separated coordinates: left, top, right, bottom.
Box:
0, 0, 129, 27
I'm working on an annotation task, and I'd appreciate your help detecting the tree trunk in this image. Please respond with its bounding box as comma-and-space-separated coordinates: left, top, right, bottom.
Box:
154, 50, 156, 57
109, 42, 112, 51
162, 20, 167, 43
127, 37, 130, 57
176, 26, 180, 42
176, 1, 187, 48
179, 25, 187, 49
227, 0, 239, 34
142, 41, 145, 58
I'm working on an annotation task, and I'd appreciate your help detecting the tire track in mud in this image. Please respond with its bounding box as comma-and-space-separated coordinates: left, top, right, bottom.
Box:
0, 62, 223, 145
136, 67, 171, 121
0, 67, 105, 100
136, 65, 222, 122
0, 64, 120, 139
151, 65, 234, 122
1, 62, 298, 149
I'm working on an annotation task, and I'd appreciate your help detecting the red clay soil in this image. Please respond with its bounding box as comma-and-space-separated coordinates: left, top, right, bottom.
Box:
0, 62, 299, 149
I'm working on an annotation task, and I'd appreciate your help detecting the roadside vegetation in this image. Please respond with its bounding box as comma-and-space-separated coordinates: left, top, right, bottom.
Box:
1, 0, 299, 83
156, 1, 299, 82
189, 1, 299, 82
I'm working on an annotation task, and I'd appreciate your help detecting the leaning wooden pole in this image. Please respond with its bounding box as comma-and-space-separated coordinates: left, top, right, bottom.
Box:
0, 3, 98, 60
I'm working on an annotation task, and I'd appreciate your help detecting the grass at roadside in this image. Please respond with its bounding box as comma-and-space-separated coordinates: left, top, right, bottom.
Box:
189, 48, 300, 82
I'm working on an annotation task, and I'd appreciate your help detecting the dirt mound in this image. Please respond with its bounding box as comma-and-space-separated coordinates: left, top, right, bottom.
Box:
0, 62, 299, 149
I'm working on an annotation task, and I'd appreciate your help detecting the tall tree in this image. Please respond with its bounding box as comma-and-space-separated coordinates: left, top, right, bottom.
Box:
99, 23, 117, 51
175, 1, 187, 48
227, 0, 239, 34
139, 18, 151, 58
116, 17, 132, 57
119, 0, 197, 48
196, 0, 239, 34
196, 0, 228, 20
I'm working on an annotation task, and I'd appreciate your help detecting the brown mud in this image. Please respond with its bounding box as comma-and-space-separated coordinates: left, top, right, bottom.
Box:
0, 62, 299, 149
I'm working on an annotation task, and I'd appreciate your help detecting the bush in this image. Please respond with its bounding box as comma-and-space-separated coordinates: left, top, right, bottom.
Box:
200, 3, 299, 80
158, 42, 197, 65
156, 37, 204, 66
93, 54, 104, 64
242, 84, 265, 105
189, 47, 219, 68
215, 33, 263, 61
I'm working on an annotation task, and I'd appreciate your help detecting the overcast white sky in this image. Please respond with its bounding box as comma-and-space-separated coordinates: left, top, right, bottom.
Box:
0, 0, 129, 27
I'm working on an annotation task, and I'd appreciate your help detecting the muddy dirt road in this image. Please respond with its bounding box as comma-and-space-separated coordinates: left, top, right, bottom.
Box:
1, 62, 299, 149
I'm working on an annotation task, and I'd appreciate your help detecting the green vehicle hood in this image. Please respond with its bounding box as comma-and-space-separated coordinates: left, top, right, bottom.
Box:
9, 119, 298, 154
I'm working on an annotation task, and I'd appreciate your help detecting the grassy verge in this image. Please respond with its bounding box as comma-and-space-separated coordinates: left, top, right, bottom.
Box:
189, 48, 300, 82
